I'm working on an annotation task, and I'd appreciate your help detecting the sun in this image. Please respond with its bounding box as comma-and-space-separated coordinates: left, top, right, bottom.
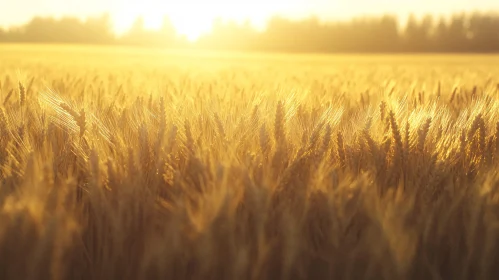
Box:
110, 0, 282, 41
168, 9, 216, 41
112, 1, 215, 41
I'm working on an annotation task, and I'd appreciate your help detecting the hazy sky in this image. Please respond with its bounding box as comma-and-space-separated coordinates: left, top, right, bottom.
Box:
2, 0, 499, 39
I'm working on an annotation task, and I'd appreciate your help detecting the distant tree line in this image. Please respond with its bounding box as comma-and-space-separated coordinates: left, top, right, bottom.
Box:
1, 12, 499, 52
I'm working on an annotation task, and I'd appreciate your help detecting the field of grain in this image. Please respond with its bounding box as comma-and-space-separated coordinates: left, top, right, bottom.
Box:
1, 44, 499, 280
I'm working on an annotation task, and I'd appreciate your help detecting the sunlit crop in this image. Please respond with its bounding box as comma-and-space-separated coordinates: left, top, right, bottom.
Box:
1, 45, 499, 280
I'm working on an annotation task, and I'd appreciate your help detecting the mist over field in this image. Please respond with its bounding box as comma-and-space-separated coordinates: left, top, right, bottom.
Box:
2, 11, 499, 52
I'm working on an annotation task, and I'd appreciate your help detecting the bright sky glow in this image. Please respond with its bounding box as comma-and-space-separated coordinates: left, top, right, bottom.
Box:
2, 0, 499, 40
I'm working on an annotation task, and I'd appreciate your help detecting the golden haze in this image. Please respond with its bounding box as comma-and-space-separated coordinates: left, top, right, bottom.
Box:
0, 44, 499, 279
3, 0, 499, 40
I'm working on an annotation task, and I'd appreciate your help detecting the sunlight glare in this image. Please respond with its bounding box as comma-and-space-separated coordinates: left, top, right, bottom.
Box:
111, 0, 293, 41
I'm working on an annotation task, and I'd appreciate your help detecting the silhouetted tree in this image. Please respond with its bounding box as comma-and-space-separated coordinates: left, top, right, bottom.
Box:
447, 13, 469, 52
403, 14, 432, 51
375, 16, 400, 52
431, 17, 449, 51
468, 12, 499, 52
20, 15, 114, 44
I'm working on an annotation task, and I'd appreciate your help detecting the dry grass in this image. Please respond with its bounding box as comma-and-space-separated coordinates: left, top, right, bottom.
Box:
1, 45, 499, 280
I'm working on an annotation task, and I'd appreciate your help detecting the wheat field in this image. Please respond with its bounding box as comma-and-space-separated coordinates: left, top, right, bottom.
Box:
1, 44, 499, 280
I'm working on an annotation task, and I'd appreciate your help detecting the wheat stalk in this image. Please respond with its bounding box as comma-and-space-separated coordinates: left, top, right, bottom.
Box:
19, 81, 26, 106
59, 103, 86, 138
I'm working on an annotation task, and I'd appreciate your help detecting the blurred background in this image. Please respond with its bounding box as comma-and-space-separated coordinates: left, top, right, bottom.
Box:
1, 0, 499, 52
